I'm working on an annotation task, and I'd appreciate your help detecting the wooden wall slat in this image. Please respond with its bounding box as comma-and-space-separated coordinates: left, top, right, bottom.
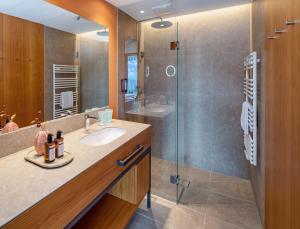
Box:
265, 0, 300, 228
291, 0, 300, 227
1, 14, 44, 127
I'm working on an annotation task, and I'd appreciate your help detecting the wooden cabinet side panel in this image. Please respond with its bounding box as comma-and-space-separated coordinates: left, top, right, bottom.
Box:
110, 166, 137, 204
136, 154, 150, 204
110, 153, 151, 205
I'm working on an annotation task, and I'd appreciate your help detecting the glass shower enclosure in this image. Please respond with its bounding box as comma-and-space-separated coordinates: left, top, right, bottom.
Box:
123, 17, 187, 203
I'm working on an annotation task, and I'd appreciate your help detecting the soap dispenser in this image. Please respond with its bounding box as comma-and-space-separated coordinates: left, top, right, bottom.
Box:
31, 111, 48, 156
54, 130, 64, 158
45, 134, 55, 163
2, 114, 19, 134
0, 105, 19, 133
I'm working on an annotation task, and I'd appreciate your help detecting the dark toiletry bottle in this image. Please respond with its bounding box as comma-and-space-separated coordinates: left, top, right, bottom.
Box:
45, 134, 55, 163
55, 130, 64, 158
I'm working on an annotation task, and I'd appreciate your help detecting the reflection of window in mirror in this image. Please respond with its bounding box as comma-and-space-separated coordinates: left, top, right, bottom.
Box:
125, 54, 138, 101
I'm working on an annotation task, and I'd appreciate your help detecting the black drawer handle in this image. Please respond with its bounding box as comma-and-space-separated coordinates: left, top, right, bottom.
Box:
117, 144, 144, 167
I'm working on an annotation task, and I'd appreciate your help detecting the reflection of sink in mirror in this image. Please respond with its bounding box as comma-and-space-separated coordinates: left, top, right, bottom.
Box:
144, 104, 167, 113
148, 107, 166, 113
126, 102, 175, 119
80, 127, 126, 146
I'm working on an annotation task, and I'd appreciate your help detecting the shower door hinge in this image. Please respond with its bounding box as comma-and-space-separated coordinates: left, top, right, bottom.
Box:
170, 41, 180, 50
170, 175, 180, 185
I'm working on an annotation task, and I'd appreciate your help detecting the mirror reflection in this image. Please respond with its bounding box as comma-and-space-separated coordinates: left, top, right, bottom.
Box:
0, 0, 109, 133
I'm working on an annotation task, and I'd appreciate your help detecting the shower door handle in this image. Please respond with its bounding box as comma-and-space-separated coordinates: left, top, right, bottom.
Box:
121, 78, 128, 93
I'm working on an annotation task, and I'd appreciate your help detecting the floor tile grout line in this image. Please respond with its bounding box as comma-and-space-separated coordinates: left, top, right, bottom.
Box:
203, 170, 212, 228
149, 158, 262, 229
135, 211, 165, 227
143, 194, 208, 224
205, 215, 245, 229
208, 189, 257, 204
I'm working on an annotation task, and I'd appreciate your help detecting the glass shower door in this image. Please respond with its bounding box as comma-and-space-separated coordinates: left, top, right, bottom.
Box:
123, 17, 184, 203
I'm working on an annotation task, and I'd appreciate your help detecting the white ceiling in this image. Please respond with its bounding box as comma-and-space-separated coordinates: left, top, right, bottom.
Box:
0, 0, 106, 34
106, 0, 251, 21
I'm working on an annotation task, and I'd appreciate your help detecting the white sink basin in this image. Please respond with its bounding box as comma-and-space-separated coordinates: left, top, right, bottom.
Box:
146, 107, 166, 113
80, 127, 126, 146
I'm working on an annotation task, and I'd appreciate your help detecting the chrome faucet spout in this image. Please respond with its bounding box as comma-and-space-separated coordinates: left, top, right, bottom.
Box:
84, 114, 98, 130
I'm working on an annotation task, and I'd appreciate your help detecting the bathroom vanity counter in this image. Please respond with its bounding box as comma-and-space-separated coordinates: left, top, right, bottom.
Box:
0, 119, 151, 228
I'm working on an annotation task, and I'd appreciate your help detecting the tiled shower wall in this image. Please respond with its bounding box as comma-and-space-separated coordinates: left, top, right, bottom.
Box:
80, 38, 109, 112
44, 27, 76, 121
143, 4, 251, 178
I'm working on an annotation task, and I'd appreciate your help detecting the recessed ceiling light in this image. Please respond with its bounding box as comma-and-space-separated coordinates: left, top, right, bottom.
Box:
140, 10, 145, 14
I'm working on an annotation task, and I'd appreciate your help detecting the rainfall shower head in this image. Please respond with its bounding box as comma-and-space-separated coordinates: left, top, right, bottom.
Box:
151, 18, 173, 29
151, 1, 174, 29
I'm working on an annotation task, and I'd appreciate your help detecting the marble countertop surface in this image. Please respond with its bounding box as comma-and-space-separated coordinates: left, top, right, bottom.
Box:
0, 119, 150, 227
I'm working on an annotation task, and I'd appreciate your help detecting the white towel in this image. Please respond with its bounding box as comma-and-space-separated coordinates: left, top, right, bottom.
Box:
61, 91, 73, 109
244, 134, 252, 160
241, 101, 249, 134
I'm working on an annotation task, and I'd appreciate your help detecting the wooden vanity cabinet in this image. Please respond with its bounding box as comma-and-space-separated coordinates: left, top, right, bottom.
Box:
3, 127, 151, 229
110, 154, 150, 205
74, 154, 151, 229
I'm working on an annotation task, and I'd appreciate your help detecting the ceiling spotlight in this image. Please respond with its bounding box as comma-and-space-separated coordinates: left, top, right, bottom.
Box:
140, 10, 145, 14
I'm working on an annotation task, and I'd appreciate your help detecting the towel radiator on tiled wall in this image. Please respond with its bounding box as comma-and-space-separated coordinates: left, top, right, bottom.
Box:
243, 52, 260, 166
53, 64, 79, 119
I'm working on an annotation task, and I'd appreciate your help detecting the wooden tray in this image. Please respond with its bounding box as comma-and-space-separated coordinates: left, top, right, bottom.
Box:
24, 150, 74, 169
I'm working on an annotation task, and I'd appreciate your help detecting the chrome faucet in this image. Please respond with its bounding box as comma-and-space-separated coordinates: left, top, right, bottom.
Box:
84, 114, 98, 130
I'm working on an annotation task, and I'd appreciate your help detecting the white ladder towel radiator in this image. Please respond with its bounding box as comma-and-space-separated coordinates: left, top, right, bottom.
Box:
53, 64, 79, 119
243, 52, 260, 166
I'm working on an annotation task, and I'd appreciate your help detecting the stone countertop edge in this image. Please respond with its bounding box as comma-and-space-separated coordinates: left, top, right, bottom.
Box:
0, 119, 151, 227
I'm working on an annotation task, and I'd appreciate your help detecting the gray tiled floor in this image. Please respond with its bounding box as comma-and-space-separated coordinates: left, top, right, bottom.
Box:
127, 157, 262, 229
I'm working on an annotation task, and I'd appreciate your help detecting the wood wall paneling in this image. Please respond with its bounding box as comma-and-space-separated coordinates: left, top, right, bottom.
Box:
290, 0, 300, 227
265, 0, 300, 228
1, 14, 44, 127
3, 14, 26, 127
23, 19, 44, 125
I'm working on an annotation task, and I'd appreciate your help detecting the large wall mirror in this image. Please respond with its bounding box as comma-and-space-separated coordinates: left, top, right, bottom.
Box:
0, 0, 109, 133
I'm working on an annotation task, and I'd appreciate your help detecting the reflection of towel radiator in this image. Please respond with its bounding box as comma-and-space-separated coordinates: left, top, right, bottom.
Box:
243, 52, 259, 166
53, 64, 79, 119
